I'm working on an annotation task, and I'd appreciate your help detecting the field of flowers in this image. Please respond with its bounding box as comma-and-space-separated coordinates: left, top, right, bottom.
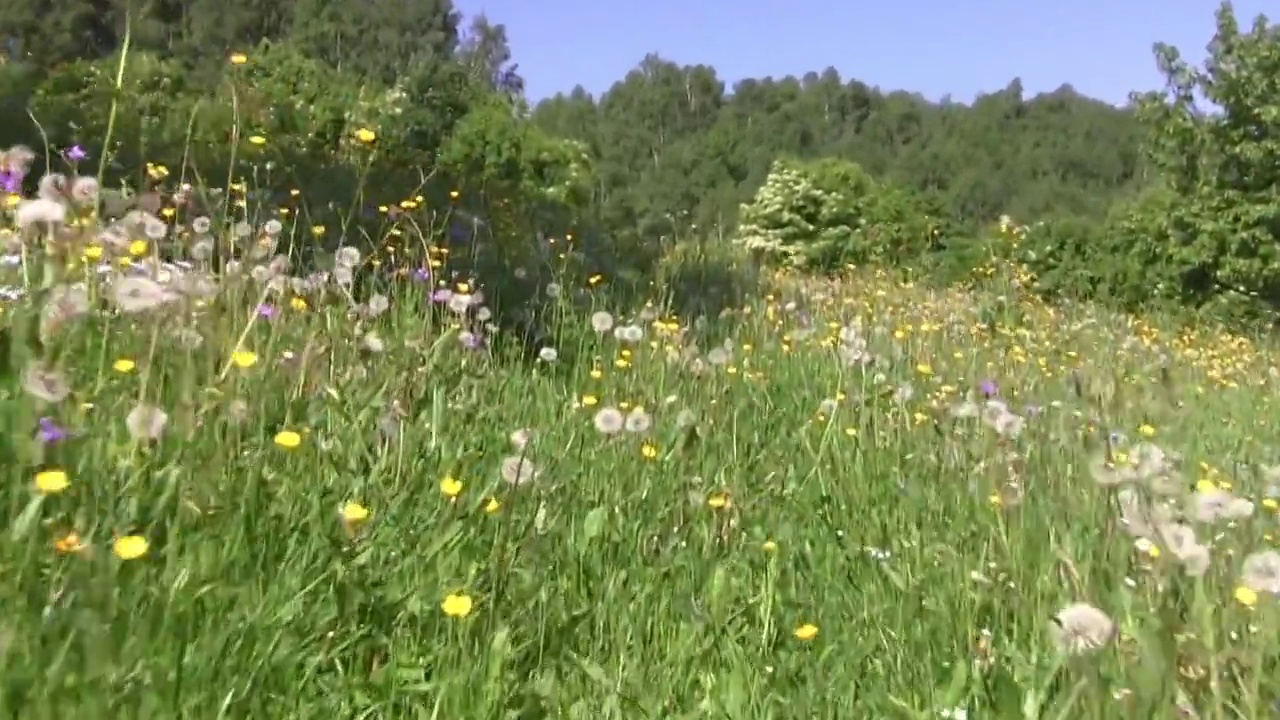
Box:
2, 147, 1280, 718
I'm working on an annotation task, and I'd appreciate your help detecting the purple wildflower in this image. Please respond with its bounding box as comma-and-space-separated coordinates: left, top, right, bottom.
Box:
257, 303, 278, 319
37, 417, 68, 444
432, 288, 453, 303
0, 171, 21, 193
460, 331, 485, 350
979, 379, 999, 398
413, 267, 432, 283
63, 145, 88, 162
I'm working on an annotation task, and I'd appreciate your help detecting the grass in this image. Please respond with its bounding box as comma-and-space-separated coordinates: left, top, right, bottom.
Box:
2, 184, 1280, 719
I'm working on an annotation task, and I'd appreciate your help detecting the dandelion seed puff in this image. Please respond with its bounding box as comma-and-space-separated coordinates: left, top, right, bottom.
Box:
262, 219, 283, 236
191, 216, 212, 234
500, 455, 539, 486
68, 176, 98, 206
1049, 603, 1115, 655
590, 311, 614, 333
333, 265, 354, 286
125, 403, 169, 440
367, 293, 390, 316
447, 293, 473, 315
706, 347, 730, 365
142, 217, 168, 241
23, 363, 71, 403
191, 239, 214, 261
15, 198, 66, 229
593, 407, 624, 435
109, 276, 178, 314
538, 347, 558, 362
509, 428, 535, 452
38, 173, 68, 201
544, 283, 561, 298
335, 246, 361, 267
361, 332, 385, 353
1189, 489, 1254, 523
624, 407, 652, 433
1240, 550, 1280, 594
615, 324, 643, 343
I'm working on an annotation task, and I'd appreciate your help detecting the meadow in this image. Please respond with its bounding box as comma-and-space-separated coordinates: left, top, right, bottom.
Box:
2, 157, 1280, 720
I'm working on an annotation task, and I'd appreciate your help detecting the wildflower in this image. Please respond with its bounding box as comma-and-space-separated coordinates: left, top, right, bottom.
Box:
440, 476, 463, 498
1240, 550, 1280, 594
113, 535, 149, 560
640, 442, 659, 459
113, 358, 136, 373
340, 502, 370, 525
354, 128, 376, 143
23, 363, 71, 402
1235, 585, 1259, 608
247, 135, 266, 146
580, 394, 599, 408
1049, 602, 1115, 655
54, 532, 86, 554
593, 407, 624, 434
624, 407, 653, 433
231, 350, 258, 369
36, 417, 68, 444
274, 430, 302, 449
500, 455, 539, 486
125, 403, 168, 441
708, 493, 730, 509
509, 428, 535, 452
590, 311, 614, 333
762, 540, 778, 552
538, 347, 558, 362
441, 593, 473, 618
229, 52, 248, 64
1139, 424, 1156, 439
129, 240, 148, 257
290, 297, 308, 311
794, 623, 819, 641
15, 198, 66, 229
484, 498, 501, 513
34, 469, 69, 495
110, 276, 179, 313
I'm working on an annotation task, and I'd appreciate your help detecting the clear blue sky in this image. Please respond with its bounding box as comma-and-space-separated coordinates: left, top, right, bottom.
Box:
452, 0, 1272, 105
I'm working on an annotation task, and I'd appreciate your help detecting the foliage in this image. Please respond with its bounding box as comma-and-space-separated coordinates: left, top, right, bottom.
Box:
734, 157, 936, 271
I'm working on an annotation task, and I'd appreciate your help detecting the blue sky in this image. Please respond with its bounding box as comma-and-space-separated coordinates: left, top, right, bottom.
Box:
452, 0, 1272, 105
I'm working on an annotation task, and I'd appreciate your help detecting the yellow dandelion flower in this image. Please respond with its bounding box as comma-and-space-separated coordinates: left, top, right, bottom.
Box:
708, 493, 730, 509
1139, 424, 1156, 439
640, 442, 658, 459
440, 476, 463, 498
353, 128, 376, 143
341, 502, 370, 524
229, 52, 248, 65
1235, 585, 1258, 608
580, 394, 599, 407
83, 245, 104, 261
248, 135, 267, 146
762, 540, 778, 552
113, 358, 136, 373
290, 297, 308, 311
274, 430, 302, 449
484, 497, 501, 513
231, 350, 258, 369
441, 593, 473, 618
113, 535, 149, 560
128, 239, 148, 257
34, 469, 69, 495
794, 623, 819, 641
